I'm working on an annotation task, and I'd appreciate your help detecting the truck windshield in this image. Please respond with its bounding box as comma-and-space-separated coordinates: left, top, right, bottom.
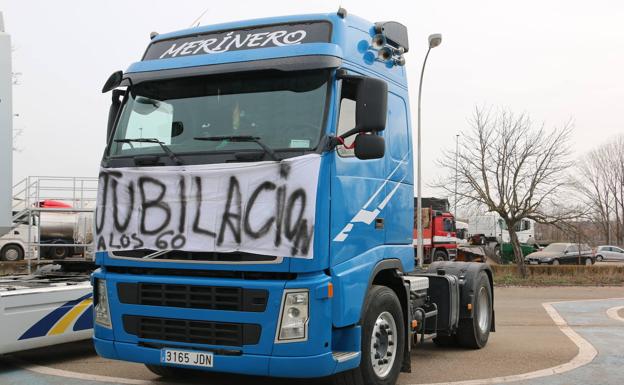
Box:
108, 69, 329, 158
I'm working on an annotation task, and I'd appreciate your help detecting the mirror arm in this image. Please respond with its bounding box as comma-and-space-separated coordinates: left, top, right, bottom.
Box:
339, 127, 361, 140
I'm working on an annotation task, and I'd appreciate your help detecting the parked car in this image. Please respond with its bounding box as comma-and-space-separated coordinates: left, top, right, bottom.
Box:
595, 245, 624, 262
524, 243, 595, 265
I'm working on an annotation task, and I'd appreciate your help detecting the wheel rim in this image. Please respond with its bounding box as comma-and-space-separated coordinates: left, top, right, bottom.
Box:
477, 286, 490, 334
585, 258, 592, 266
597, 256, 603, 261
54, 248, 65, 257
370, 311, 398, 378
553, 260, 559, 265
4, 249, 18, 261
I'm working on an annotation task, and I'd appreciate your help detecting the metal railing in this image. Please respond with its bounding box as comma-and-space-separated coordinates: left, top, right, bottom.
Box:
7, 176, 98, 273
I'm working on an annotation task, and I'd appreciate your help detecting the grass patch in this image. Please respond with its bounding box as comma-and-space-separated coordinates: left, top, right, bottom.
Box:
491, 264, 624, 286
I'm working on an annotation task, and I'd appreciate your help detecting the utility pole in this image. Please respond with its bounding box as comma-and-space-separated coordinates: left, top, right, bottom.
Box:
454, 133, 459, 221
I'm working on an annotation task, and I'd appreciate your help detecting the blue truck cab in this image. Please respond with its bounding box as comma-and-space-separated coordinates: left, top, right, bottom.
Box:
93, 9, 494, 385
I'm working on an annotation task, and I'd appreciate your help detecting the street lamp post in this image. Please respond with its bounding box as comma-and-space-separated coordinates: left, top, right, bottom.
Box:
417, 33, 442, 268
454, 133, 459, 221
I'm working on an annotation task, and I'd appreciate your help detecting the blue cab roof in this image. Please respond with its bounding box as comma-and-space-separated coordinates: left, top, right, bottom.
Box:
125, 11, 407, 88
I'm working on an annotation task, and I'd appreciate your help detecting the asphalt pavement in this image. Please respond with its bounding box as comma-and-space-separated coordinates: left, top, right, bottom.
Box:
0, 286, 622, 385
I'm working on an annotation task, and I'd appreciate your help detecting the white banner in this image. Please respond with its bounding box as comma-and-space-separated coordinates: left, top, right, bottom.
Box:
95, 154, 320, 258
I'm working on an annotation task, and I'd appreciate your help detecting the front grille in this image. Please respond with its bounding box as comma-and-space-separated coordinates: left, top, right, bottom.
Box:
117, 282, 268, 312
123, 315, 260, 346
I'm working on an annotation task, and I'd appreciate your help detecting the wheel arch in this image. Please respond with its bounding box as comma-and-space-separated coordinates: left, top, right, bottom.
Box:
367, 261, 408, 326
0, 242, 26, 259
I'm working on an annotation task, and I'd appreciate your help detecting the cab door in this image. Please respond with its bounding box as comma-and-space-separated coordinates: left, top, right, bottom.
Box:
330, 73, 387, 266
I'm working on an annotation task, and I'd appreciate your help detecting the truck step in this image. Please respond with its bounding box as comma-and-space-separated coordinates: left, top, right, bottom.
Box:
332, 351, 359, 363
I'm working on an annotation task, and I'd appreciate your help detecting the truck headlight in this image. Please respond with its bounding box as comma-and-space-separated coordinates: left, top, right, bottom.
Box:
94, 279, 112, 328
276, 289, 309, 342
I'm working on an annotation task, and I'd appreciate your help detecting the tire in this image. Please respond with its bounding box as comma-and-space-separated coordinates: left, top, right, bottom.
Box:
457, 272, 492, 349
552, 259, 560, 266
479, 236, 486, 245
0, 244, 24, 261
584, 258, 593, 266
50, 245, 70, 259
596, 255, 604, 262
494, 245, 501, 259
434, 249, 448, 261
332, 286, 405, 385
145, 364, 191, 377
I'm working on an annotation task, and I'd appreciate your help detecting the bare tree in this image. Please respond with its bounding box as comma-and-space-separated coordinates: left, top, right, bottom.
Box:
575, 135, 624, 245
436, 107, 576, 277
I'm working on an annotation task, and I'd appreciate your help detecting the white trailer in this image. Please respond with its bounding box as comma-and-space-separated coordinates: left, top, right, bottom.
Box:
0, 274, 92, 354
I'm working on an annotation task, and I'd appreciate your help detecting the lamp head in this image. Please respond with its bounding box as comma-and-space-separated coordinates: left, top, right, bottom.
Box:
377, 47, 393, 61
371, 34, 386, 49
428, 33, 442, 48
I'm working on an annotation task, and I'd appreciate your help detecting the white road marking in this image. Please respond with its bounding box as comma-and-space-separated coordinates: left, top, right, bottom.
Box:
606, 305, 624, 323
410, 298, 624, 385
6, 357, 162, 385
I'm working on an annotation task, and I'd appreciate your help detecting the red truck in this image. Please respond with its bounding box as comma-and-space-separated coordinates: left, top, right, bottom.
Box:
413, 197, 457, 262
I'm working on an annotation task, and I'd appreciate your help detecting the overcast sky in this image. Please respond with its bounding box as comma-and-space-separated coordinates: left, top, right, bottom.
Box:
3, 0, 623, 197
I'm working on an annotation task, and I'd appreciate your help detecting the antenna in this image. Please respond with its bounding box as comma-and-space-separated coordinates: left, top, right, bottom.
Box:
189, 8, 209, 28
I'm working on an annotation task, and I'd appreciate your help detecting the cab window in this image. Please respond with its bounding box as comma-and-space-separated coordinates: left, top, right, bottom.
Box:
336, 97, 356, 157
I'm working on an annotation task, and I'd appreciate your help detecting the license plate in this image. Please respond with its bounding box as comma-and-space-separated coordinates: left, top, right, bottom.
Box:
529, 261, 538, 265
161, 348, 213, 368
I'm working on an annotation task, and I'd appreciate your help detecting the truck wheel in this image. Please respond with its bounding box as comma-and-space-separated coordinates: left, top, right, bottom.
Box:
145, 364, 191, 377
50, 245, 70, 259
584, 258, 593, 266
457, 272, 492, 349
332, 286, 405, 385
434, 250, 448, 261
1, 244, 24, 261
494, 245, 501, 259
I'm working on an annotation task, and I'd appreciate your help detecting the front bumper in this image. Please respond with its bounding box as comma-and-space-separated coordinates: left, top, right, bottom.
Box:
93, 269, 359, 378
94, 337, 347, 377
525, 258, 552, 264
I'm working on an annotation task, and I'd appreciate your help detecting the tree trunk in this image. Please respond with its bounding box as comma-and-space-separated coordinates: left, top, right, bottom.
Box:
508, 225, 527, 278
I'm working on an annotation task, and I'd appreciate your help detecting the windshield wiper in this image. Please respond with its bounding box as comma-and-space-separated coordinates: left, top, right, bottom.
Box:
114, 138, 184, 165
194, 135, 280, 161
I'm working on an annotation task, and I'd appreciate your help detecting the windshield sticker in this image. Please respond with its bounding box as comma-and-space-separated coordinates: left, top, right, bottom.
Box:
144, 22, 331, 60
95, 154, 320, 258
289, 139, 310, 148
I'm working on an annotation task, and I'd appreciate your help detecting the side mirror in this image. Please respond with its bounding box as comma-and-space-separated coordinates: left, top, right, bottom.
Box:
354, 134, 385, 160
102, 70, 123, 93
337, 72, 388, 138
355, 77, 388, 133
107, 90, 124, 143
